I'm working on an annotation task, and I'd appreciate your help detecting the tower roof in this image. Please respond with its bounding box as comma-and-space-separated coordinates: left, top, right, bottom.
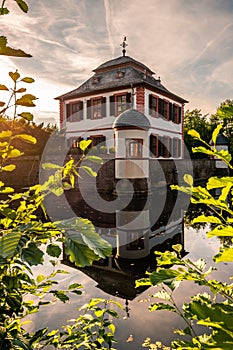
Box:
209, 133, 229, 146
113, 108, 151, 130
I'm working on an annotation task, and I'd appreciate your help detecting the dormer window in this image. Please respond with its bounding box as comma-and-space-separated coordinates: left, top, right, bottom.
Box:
92, 75, 99, 84
116, 71, 124, 79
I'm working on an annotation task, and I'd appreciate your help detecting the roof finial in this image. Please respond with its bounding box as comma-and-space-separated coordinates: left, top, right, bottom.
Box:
120, 36, 128, 57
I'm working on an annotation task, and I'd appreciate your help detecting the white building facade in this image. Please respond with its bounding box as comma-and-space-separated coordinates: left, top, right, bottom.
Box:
56, 54, 188, 159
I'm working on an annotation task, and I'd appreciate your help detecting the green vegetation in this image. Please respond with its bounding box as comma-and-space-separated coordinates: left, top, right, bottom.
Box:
138, 125, 233, 349
1, 1, 233, 349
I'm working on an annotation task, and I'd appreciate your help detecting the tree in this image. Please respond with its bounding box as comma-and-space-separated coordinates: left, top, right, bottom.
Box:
184, 109, 212, 159
210, 99, 233, 154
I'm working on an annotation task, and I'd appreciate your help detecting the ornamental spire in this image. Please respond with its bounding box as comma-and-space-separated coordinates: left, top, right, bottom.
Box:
120, 36, 128, 56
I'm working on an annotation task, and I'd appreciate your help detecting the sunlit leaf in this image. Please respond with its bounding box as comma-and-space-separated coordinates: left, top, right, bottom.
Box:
183, 174, 193, 186
0, 101, 5, 107
16, 94, 37, 107
18, 112, 34, 121
212, 124, 222, 145
149, 302, 176, 312
1, 164, 16, 172
0, 130, 12, 138
207, 226, 233, 238
15, 87, 26, 93
42, 163, 61, 170
192, 215, 222, 224
21, 77, 34, 83
9, 70, 20, 82
150, 269, 180, 286
0, 84, 9, 90
80, 165, 97, 177
188, 129, 201, 139
79, 139, 92, 151
215, 248, 233, 263
14, 134, 37, 144
150, 290, 171, 301
8, 148, 23, 158
85, 155, 103, 164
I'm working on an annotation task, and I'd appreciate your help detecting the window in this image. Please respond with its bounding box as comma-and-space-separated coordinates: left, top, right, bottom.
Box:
87, 97, 106, 119
164, 101, 169, 120
172, 138, 181, 158
149, 94, 158, 117
66, 101, 83, 122
110, 93, 131, 116
172, 104, 182, 124
92, 99, 102, 119
126, 139, 143, 158
90, 135, 106, 147
150, 134, 158, 157
158, 136, 171, 158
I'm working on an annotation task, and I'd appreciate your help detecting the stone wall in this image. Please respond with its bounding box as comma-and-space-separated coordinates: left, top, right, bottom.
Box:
0, 155, 221, 191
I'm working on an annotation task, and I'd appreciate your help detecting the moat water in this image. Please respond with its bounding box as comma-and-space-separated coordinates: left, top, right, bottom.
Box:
26, 187, 232, 349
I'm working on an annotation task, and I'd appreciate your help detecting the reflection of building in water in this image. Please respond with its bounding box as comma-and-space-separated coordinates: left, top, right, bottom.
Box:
63, 189, 186, 301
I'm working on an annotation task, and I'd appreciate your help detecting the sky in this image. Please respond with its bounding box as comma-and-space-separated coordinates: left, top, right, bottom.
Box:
1, 0, 233, 125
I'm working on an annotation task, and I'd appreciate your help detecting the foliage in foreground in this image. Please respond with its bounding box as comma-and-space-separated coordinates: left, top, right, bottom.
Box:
138, 125, 233, 349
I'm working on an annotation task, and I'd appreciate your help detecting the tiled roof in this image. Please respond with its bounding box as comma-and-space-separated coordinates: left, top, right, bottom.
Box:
55, 56, 188, 104
93, 55, 154, 74
113, 108, 151, 130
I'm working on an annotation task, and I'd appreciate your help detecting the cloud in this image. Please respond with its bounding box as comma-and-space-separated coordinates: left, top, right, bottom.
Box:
1, 0, 233, 119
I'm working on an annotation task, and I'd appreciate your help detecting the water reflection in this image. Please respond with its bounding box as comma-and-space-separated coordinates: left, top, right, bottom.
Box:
62, 187, 187, 301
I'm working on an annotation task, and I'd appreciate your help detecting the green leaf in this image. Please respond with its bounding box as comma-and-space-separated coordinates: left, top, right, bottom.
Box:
207, 176, 233, 190
212, 124, 222, 145
172, 244, 182, 254
207, 226, 233, 238
36, 274, 46, 283
79, 139, 92, 151
149, 302, 176, 312
188, 129, 201, 139
15, 87, 26, 93
1, 164, 16, 172
9, 70, 20, 81
59, 217, 112, 267
16, 94, 37, 107
0, 232, 21, 258
21, 242, 44, 265
183, 174, 193, 186
215, 248, 233, 263
18, 112, 34, 121
46, 244, 62, 258
150, 290, 171, 301
150, 269, 180, 286
21, 77, 34, 83
192, 215, 222, 224
14, 134, 37, 144
51, 290, 69, 303
42, 163, 61, 170
14, 0, 28, 13
0, 84, 9, 90
85, 155, 103, 164
8, 148, 23, 158
80, 165, 97, 177
0, 7, 9, 15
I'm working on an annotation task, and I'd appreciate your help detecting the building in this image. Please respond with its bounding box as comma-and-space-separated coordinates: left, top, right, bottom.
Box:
55, 40, 188, 159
